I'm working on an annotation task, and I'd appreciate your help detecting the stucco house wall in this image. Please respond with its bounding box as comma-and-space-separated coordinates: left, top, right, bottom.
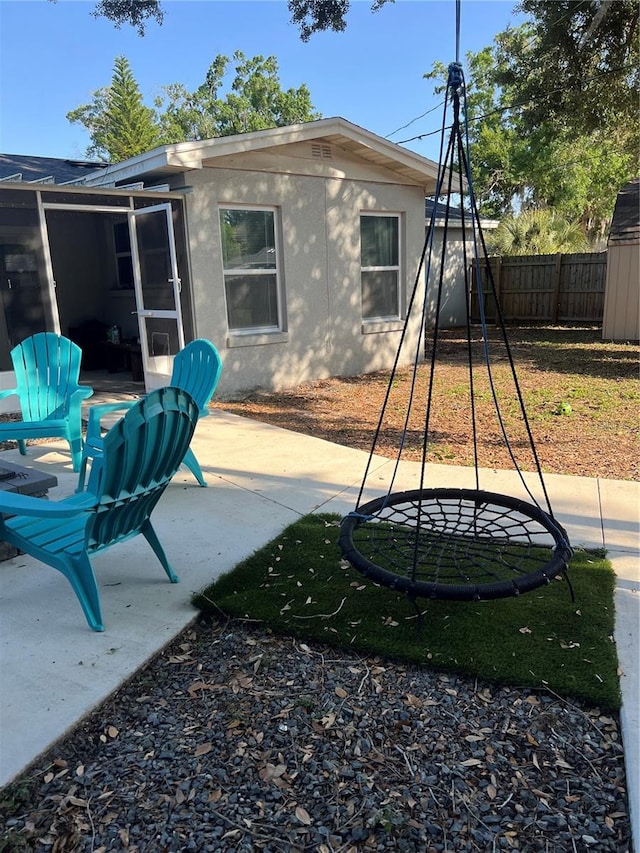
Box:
179, 165, 426, 396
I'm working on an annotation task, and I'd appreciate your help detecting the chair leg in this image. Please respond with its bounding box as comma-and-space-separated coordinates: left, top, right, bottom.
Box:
182, 446, 207, 487
60, 552, 105, 632
141, 519, 180, 583
17, 439, 27, 456
68, 436, 84, 473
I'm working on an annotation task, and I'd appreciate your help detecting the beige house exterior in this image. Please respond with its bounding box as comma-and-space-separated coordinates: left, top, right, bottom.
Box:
0, 118, 467, 400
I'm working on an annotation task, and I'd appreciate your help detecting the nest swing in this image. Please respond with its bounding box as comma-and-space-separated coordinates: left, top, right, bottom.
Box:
339, 10, 573, 611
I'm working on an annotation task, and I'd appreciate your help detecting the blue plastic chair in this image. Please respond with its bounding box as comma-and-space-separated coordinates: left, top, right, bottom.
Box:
0, 333, 94, 472
80, 339, 222, 488
0, 387, 199, 631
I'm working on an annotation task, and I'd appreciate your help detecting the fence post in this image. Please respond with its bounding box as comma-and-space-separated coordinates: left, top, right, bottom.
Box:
551, 253, 562, 322
491, 256, 502, 324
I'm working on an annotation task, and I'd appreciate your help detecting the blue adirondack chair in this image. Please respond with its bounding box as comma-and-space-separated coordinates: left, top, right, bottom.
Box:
79, 339, 222, 488
0, 387, 199, 631
0, 332, 94, 472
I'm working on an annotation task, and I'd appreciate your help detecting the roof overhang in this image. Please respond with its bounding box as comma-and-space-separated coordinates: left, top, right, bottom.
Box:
80, 117, 450, 194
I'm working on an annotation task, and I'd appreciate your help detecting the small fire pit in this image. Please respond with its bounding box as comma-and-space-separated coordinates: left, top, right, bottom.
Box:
0, 461, 58, 561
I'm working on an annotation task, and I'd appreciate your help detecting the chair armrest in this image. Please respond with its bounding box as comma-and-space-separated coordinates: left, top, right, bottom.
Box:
70, 386, 95, 402
0, 490, 97, 519
0, 389, 17, 402
86, 401, 137, 441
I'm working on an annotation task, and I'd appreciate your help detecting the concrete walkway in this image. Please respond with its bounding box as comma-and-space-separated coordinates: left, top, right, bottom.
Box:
0, 410, 638, 844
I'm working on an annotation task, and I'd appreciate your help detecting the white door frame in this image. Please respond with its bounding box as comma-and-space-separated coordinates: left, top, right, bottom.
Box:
129, 203, 185, 389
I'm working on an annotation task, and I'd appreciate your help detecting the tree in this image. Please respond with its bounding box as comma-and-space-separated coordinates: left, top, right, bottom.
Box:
425, 14, 638, 242
487, 209, 590, 256
501, 0, 638, 135
67, 53, 321, 162
156, 52, 321, 142
90, 0, 163, 35
67, 56, 161, 161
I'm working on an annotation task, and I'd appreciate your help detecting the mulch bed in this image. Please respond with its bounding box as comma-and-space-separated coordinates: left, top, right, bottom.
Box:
0, 617, 631, 852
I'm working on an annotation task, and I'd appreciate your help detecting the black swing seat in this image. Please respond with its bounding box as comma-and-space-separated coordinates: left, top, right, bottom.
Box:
340, 488, 573, 602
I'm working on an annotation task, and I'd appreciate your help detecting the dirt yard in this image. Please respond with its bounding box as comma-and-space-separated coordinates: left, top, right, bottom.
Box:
214, 325, 639, 481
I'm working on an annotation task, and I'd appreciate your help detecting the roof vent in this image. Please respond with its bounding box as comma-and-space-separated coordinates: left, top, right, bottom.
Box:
311, 143, 332, 160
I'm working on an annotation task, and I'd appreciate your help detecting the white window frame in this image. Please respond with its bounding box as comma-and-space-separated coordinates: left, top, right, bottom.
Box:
219, 204, 284, 335
360, 212, 402, 322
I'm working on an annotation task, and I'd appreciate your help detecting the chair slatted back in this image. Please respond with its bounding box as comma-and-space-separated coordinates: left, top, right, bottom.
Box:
11, 333, 83, 421
170, 339, 222, 415
83, 387, 198, 551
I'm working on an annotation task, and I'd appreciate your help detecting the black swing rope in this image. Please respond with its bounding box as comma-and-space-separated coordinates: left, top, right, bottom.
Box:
339, 1, 573, 603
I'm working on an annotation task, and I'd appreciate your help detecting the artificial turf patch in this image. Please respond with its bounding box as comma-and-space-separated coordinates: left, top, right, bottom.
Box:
193, 513, 620, 710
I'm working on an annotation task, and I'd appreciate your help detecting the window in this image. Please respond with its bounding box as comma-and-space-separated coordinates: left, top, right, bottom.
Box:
219, 207, 282, 333
360, 214, 401, 320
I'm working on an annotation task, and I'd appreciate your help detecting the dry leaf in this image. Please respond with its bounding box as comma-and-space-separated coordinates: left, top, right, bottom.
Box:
460, 758, 483, 767
335, 686, 347, 698
208, 789, 222, 803
532, 788, 550, 800
259, 763, 287, 782
519, 627, 532, 634
107, 726, 119, 739
487, 783, 497, 800
195, 742, 212, 756
295, 805, 312, 825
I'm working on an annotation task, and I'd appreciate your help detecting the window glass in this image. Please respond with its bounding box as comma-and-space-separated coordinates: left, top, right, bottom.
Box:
221, 209, 276, 270
220, 208, 281, 332
361, 215, 398, 267
361, 270, 399, 318
360, 214, 400, 320
225, 274, 279, 330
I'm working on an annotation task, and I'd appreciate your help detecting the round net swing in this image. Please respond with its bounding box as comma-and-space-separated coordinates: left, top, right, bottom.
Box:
339, 7, 573, 606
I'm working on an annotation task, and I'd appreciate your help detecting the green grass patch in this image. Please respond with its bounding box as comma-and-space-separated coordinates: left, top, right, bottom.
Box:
193, 514, 620, 710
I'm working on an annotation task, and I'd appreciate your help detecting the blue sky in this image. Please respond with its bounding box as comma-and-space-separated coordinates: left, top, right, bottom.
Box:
0, 0, 523, 164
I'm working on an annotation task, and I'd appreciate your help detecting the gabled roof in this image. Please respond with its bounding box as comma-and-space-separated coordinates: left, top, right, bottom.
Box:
0, 153, 108, 185
79, 117, 444, 193
608, 178, 639, 246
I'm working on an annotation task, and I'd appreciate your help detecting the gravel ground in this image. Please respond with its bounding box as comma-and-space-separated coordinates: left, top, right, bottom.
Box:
1, 616, 631, 853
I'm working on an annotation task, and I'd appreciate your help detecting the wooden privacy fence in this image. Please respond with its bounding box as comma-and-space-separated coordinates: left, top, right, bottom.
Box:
470, 252, 607, 323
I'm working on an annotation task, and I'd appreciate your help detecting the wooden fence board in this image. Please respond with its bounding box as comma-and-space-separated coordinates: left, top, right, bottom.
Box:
470, 252, 607, 323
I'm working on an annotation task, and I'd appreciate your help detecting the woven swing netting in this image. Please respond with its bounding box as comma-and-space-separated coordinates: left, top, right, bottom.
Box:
339, 4, 573, 603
